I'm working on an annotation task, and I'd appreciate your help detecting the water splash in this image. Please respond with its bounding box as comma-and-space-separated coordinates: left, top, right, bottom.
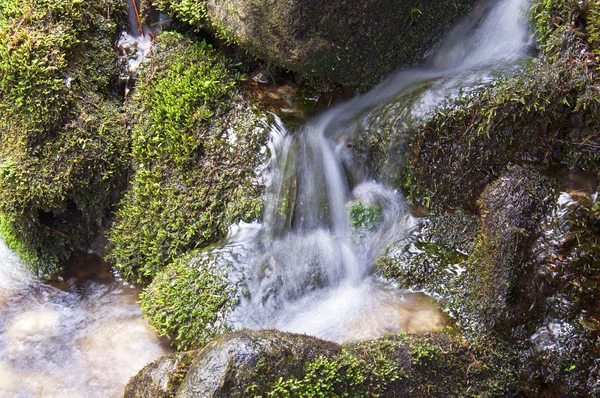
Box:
225, 0, 534, 343
0, 243, 171, 398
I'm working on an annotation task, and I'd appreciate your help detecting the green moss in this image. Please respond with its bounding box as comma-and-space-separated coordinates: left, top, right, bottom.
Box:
251, 332, 517, 397
0, 0, 128, 275
106, 33, 268, 283
588, 1, 600, 56
348, 201, 383, 232
140, 248, 238, 351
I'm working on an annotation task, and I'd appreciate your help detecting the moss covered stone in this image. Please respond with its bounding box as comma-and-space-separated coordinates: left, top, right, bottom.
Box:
106, 33, 269, 283
0, 0, 128, 275
126, 329, 518, 397
146, 0, 475, 90
378, 167, 556, 335
140, 248, 239, 351
124, 351, 195, 398
356, 0, 600, 212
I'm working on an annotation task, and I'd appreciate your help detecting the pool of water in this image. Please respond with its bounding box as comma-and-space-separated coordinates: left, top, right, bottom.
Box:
0, 240, 172, 398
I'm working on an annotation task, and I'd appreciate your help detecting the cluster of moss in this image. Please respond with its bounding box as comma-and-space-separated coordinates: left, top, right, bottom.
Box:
243, 331, 517, 398
0, 0, 128, 275
355, 0, 599, 212
143, 0, 474, 90
140, 248, 237, 351
106, 33, 269, 283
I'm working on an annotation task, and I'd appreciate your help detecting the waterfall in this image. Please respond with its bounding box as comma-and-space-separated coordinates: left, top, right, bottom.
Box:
229, 0, 534, 342
119, 0, 153, 72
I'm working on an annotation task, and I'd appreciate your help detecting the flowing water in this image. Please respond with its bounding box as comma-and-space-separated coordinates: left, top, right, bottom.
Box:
0, 240, 171, 397
0, 0, 535, 395
224, 0, 535, 343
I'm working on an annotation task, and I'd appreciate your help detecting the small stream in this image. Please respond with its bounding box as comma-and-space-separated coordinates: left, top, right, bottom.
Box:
0, 240, 171, 398
0, 0, 536, 395
222, 0, 534, 342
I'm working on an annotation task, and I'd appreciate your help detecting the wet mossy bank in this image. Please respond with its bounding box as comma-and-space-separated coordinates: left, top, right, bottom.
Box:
355, 0, 600, 213
145, 0, 476, 90
367, 1, 600, 394
0, 0, 129, 275
126, 329, 518, 398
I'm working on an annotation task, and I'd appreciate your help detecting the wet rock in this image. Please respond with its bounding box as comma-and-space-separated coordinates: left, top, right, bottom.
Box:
151, 0, 475, 89
126, 329, 518, 397
175, 329, 340, 397
463, 166, 557, 333
124, 352, 195, 398
106, 33, 270, 283
519, 189, 600, 396
0, 0, 129, 274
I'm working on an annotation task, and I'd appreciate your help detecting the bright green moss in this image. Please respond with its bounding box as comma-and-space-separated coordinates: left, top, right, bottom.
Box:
107, 33, 268, 283
250, 332, 517, 397
140, 248, 237, 351
0, 0, 128, 275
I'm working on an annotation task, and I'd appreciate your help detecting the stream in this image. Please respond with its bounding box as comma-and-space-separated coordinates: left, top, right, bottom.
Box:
0, 239, 171, 397
223, 0, 535, 342
0, 0, 534, 395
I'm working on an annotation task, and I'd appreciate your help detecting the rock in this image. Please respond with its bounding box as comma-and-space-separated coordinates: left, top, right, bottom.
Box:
0, 0, 129, 274
152, 0, 475, 89
124, 352, 195, 398
175, 329, 340, 397
106, 33, 270, 283
126, 329, 517, 397
463, 166, 557, 334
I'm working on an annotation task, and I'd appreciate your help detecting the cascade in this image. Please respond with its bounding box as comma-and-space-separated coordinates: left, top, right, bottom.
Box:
224, 0, 534, 343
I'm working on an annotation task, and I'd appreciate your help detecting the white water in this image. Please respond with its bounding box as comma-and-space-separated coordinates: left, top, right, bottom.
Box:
225, 0, 534, 343
0, 241, 171, 398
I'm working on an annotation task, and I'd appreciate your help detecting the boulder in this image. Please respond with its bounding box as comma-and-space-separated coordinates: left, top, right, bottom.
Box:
124, 352, 195, 398
106, 33, 270, 283
126, 329, 518, 397
150, 0, 475, 89
0, 0, 129, 274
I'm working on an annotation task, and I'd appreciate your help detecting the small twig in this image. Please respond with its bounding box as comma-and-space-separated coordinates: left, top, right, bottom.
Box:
132, 0, 145, 38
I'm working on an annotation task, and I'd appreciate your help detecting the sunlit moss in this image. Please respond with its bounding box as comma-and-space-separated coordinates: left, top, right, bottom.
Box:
106, 33, 269, 283
0, 0, 128, 275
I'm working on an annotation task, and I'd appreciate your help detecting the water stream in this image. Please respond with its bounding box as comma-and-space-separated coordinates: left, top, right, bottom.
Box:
224, 0, 534, 343
0, 240, 171, 397
0, 0, 535, 395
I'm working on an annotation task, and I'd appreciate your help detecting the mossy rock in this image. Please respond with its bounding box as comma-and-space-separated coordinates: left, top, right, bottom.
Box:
378, 167, 557, 335
140, 247, 239, 351
147, 0, 475, 90
0, 0, 128, 275
106, 33, 270, 283
126, 329, 518, 397
124, 351, 195, 398
355, 0, 600, 212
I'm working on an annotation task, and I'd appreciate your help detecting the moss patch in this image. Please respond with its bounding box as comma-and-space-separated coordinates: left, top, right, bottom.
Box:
244, 331, 517, 398
0, 0, 128, 274
140, 248, 238, 351
106, 33, 269, 283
